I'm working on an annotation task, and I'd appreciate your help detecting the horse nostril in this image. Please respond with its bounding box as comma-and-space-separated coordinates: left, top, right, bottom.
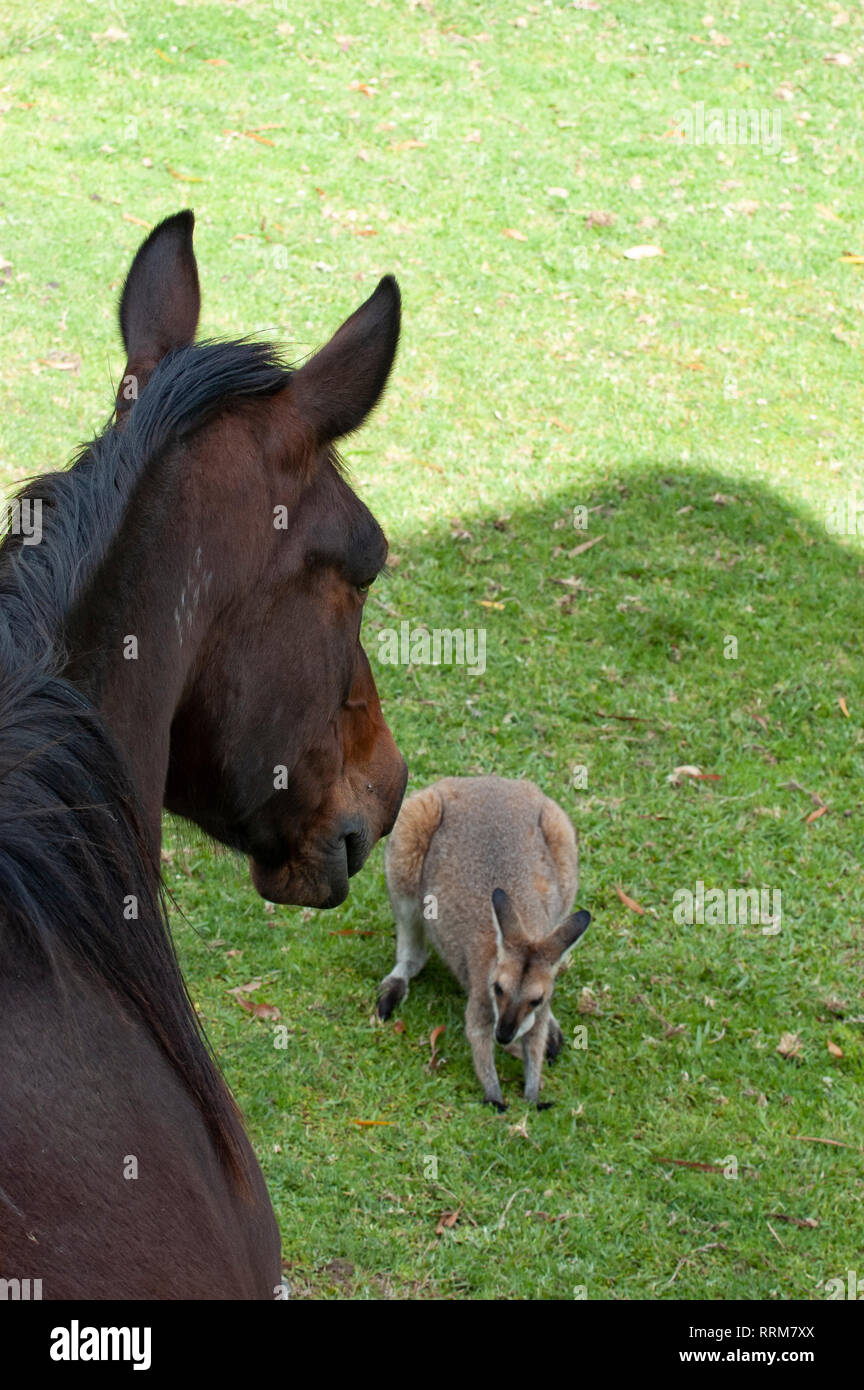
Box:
343, 827, 369, 876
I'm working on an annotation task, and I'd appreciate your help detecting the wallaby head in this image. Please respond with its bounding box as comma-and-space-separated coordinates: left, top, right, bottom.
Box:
490, 887, 590, 1047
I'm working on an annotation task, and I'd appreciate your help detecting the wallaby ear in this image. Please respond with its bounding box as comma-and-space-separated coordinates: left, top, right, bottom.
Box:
291, 275, 400, 444
491, 887, 524, 949
115, 209, 201, 419
544, 909, 591, 966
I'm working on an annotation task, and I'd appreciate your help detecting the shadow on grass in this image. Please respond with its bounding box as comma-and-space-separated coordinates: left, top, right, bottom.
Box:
173, 463, 864, 1299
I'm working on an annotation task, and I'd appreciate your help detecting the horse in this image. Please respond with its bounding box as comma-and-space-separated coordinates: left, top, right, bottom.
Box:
0, 211, 407, 1299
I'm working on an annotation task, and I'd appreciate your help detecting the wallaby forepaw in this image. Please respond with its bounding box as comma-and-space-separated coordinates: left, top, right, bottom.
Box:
536, 1100, 555, 1111
377, 978, 406, 1021
483, 1098, 508, 1113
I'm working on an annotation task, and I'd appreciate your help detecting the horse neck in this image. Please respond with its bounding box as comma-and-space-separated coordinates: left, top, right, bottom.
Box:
63, 437, 259, 852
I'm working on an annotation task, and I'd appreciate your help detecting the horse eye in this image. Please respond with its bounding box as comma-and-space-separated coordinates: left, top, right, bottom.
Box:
355, 579, 374, 598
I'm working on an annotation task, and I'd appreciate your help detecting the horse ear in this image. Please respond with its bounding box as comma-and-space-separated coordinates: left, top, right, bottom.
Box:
116, 210, 201, 418
291, 276, 400, 443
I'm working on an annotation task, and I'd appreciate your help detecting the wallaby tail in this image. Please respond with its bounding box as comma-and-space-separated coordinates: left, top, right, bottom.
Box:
385, 784, 443, 902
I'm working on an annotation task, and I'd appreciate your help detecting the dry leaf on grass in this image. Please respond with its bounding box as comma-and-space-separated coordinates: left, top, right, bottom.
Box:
166, 166, 203, 182
667, 765, 721, 786
578, 987, 602, 1016
586, 209, 616, 229
769, 1212, 819, 1229
429, 1025, 446, 1070
435, 1209, 460, 1235
777, 1031, 803, 1060
827, 1040, 844, 1058
615, 886, 645, 915
37, 352, 81, 373
569, 534, 605, 556
236, 997, 280, 1020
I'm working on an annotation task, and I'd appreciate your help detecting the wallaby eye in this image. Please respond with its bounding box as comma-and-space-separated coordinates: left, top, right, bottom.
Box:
530, 997, 543, 1009
493, 982, 503, 998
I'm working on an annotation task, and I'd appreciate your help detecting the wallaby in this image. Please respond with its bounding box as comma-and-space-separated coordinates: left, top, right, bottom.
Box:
377, 776, 590, 1110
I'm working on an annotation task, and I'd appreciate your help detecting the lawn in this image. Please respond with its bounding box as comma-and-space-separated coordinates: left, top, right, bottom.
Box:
1, 0, 863, 1299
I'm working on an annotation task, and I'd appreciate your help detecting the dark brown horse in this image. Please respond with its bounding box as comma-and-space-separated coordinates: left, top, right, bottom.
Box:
0, 212, 407, 1298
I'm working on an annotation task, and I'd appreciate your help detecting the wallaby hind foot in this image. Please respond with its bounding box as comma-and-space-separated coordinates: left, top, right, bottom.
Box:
377, 976, 407, 1021
377, 788, 441, 1020
545, 1015, 564, 1064
376, 894, 428, 1019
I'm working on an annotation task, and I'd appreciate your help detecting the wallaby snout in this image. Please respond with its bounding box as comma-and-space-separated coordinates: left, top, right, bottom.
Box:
494, 1014, 519, 1048
378, 776, 591, 1109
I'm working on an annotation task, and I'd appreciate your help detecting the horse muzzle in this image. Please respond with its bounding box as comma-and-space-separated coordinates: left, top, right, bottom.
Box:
249, 819, 371, 909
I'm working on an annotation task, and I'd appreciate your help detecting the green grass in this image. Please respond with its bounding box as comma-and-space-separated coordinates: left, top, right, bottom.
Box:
2, 0, 864, 1299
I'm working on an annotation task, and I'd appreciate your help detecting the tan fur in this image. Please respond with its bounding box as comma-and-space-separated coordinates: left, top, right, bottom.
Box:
383, 784, 442, 900
539, 798, 579, 909
378, 776, 589, 1109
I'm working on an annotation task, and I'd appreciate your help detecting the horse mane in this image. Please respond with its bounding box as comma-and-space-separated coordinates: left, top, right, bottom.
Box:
0, 339, 293, 1187
0, 340, 292, 664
